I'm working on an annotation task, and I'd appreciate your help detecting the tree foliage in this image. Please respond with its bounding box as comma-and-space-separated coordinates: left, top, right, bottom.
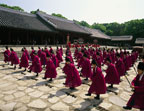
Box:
51, 13, 67, 19
0, 4, 24, 11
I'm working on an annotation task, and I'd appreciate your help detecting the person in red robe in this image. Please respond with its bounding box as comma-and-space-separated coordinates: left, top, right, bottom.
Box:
51, 51, 59, 68
74, 47, 78, 59
30, 47, 35, 61
49, 46, 53, 54
105, 58, 120, 88
66, 52, 74, 64
123, 62, 144, 110
9, 48, 20, 70
56, 48, 63, 63
111, 49, 116, 64
86, 59, 106, 99
44, 46, 51, 57
19, 48, 29, 71
37, 46, 42, 58
95, 52, 102, 68
123, 52, 130, 73
40, 49, 47, 68
23, 47, 30, 60
63, 57, 82, 90
28, 52, 42, 77
43, 54, 57, 81
115, 54, 125, 77
81, 53, 92, 80
3, 46, 11, 64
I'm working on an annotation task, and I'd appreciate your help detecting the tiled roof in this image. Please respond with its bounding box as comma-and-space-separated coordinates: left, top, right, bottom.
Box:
135, 38, 144, 44
37, 12, 90, 35
111, 35, 133, 41
0, 6, 55, 32
82, 27, 111, 40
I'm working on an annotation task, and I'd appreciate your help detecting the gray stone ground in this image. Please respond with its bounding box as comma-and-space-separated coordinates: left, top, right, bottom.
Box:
0, 48, 140, 111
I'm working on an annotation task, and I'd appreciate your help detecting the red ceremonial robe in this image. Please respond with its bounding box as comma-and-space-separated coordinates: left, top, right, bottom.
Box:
10, 51, 20, 65
40, 52, 47, 65
88, 67, 106, 94
115, 58, 125, 77
123, 56, 130, 72
30, 50, 35, 61
51, 54, 59, 68
105, 63, 120, 84
44, 49, 51, 56
45, 59, 57, 78
56, 51, 63, 63
20, 52, 29, 68
24, 49, 30, 60
38, 49, 42, 57
4, 49, 11, 62
29, 55, 42, 73
60, 47, 63, 56
127, 74, 144, 110
63, 63, 81, 88
81, 58, 92, 78
49, 48, 53, 54
95, 57, 102, 68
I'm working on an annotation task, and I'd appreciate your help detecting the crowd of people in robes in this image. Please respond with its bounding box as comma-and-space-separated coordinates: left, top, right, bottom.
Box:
2, 44, 144, 110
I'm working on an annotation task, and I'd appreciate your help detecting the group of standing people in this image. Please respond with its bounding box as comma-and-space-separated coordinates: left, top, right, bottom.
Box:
3, 45, 144, 110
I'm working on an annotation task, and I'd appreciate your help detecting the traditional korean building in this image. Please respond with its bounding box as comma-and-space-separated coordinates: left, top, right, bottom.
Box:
110, 35, 133, 47
36, 11, 91, 44
0, 6, 112, 45
0, 6, 57, 45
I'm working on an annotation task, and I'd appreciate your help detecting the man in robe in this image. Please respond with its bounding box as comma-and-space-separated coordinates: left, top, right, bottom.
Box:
19, 48, 29, 71
123, 62, 144, 110
28, 52, 42, 77
86, 59, 106, 99
105, 57, 120, 88
63, 57, 81, 90
43, 54, 57, 81
3, 46, 11, 64
81, 53, 92, 80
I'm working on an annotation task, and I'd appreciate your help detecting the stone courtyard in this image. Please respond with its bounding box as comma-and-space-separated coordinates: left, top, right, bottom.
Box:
0, 49, 140, 111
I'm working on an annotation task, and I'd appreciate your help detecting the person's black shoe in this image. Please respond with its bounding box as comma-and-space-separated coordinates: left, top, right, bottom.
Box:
49, 78, 53, 81
14, 66, 16, 70
36, 73, 38, 77
84, 78, 88, 81
19, 67, 21, 69
63, 83, 66, 85
108, 84, 113, 88
123, 106, 132, 110
94, 95, 100, 100
85, 93, 91, 96
70, 87, 75, 90
28, 70, 31, 73
42, 77, 47, 79
24, 68, 26, 72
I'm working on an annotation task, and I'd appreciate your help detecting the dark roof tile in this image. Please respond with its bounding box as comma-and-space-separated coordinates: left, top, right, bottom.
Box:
0, 6, 55, 32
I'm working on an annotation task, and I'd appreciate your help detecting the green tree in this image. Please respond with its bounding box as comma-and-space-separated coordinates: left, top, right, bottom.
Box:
79, 21, 90, 28
51, 13, 67, 19
91, 23, 107, 33
0, 4, 24, 11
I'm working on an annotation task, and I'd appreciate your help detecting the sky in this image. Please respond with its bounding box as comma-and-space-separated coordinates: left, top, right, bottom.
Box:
0, 0, 144, 25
